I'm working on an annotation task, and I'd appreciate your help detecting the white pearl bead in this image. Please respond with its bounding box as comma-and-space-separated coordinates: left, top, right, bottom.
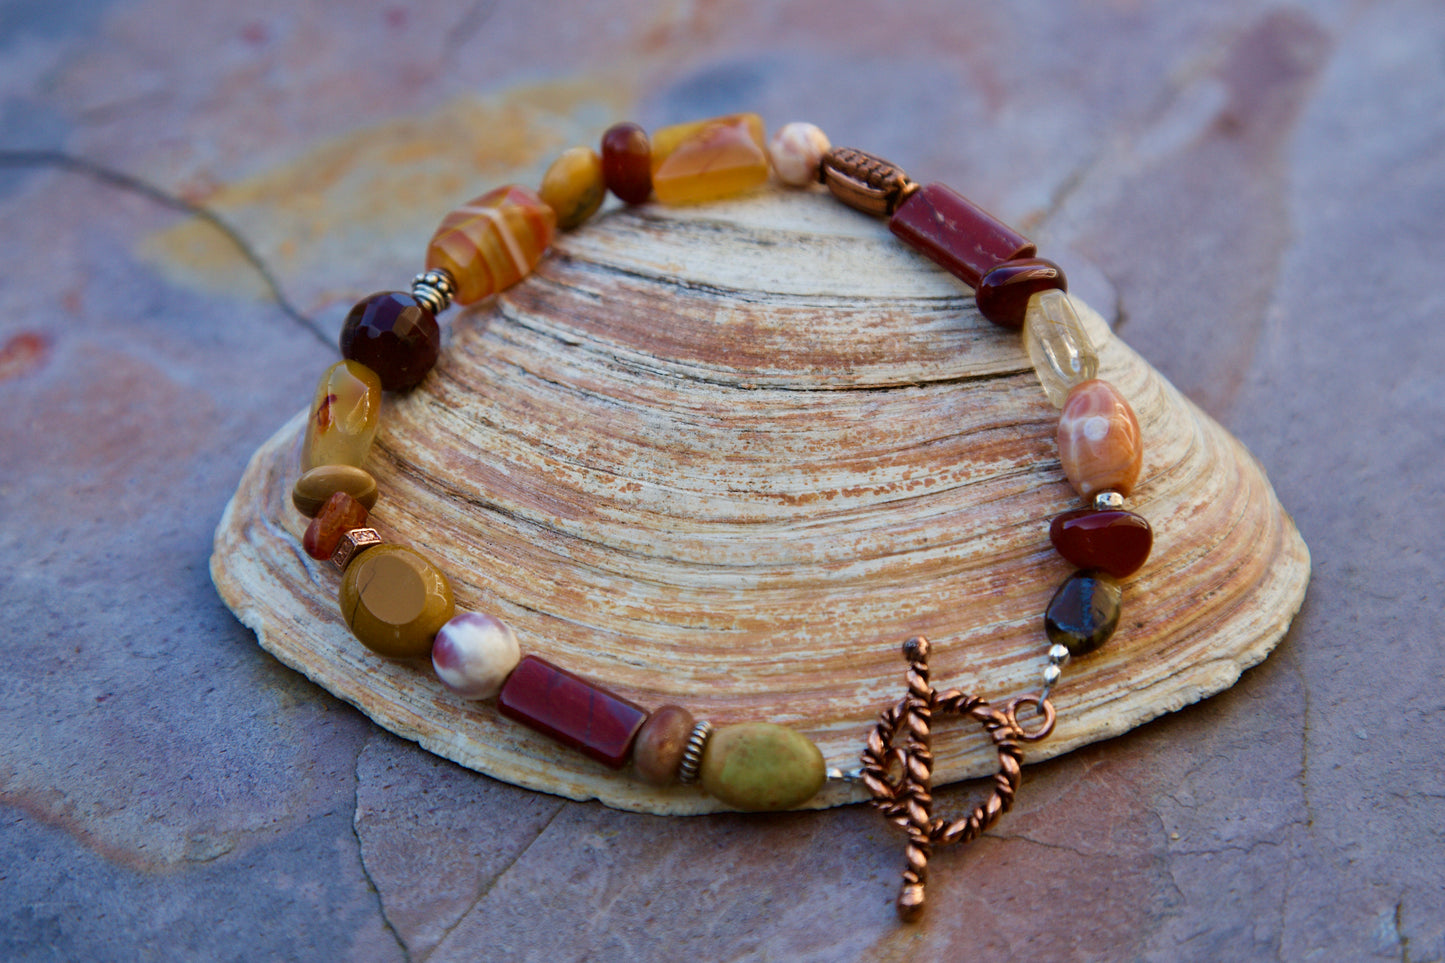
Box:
431, 611, 521, 700
768, 122, 831, 187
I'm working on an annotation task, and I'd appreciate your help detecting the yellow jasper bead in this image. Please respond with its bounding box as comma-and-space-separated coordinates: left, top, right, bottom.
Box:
301, 360, 382, 472
425, 185, 556, 305
339, 544, 455, 660
650, 113, 769, 205
539, 146, 605, 231
1057, 379, 1144, 499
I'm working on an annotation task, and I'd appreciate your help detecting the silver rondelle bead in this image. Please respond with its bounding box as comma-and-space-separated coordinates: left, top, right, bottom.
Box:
1093, 490, 1125, 510
1048, 643, 1071, 665
411, 268, 457, 315
677, 720, 714, 784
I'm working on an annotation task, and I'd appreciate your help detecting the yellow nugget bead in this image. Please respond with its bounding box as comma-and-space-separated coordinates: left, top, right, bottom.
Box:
425, 185, 556, 305
539, 147, 606, 231
301, 361, 382, 472
650, 113, 769, 205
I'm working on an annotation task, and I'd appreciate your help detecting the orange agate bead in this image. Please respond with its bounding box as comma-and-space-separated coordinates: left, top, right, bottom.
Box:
1057, 379, 1143, 498
650, 113, 769, 205
425, 185, 556, 305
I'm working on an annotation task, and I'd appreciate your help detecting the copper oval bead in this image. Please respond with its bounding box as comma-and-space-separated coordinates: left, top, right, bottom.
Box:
632, 705, 696, 786
1057, 379, 1143, 499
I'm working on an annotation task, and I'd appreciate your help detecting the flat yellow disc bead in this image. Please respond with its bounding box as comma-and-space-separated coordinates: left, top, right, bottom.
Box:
338, 545, 455, 659
539, 147, 605, 231
301, 360, 382, 472
650, 113, 769, 205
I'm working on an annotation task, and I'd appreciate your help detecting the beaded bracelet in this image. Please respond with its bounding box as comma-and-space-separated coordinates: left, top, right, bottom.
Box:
288, 113, 1151, 922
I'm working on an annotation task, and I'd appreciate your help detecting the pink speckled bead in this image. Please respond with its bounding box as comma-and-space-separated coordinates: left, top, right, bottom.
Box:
768, 122, 831, 187
1057, 379, 1143, 499
431, 612, 521, 700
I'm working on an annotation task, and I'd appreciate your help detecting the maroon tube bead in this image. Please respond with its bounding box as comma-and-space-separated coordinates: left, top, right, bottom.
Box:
497, 655, 649, 768
888, 183, 1036, 289
600, 122, 652, 205
975, 257, 1067, 329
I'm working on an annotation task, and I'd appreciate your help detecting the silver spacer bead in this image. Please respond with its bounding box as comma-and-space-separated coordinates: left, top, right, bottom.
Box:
1094, 490, 1125, 510
411, 268, 457, 316
1048, 643, 1072, 666
677, 720, 714, 784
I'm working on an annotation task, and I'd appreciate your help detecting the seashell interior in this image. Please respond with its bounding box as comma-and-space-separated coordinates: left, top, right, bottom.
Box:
212, 187, 1310, 814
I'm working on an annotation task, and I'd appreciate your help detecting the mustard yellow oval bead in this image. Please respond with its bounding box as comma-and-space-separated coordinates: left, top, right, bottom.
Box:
1057, 379, 1143, 499
539, 147, 605, 231
338, 545, 455, 660
425, 185, 556, 305
651, 113, 769, 205
301, 360, 382, 472
292, 464, 379, 517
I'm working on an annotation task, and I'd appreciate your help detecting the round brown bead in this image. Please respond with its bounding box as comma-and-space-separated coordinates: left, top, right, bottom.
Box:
338, 544, 455, 659
339, 292, 440, 392
600, 122, 652, 205
632, 705, 696, 785
292, 464, 379, 517
975, 257, 1067, 329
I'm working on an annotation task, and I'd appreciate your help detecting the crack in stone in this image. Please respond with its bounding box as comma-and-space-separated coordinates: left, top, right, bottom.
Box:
351, 735, 414, 963
0, 148, 330, 349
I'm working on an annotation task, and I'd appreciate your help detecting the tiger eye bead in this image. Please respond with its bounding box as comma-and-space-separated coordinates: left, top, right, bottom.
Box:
632, 705, 696, 786
650, 113, 769, 205
539, 147, 605, 231
975, 258, 1067, 330
600, 122, 652, 204
339, 293, 440, 392
292, 464, 379, 518
425, 185, 556, 305
1057, 379, 1144, 499
339, 545, 455, 660
301, 360, 382, 471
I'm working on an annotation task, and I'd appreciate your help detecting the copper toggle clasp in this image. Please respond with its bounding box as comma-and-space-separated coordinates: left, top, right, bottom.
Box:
859, 636, 1055, 922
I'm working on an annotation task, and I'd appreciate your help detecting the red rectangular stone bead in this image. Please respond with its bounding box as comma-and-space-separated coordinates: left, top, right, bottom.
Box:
497, 655, 648, 769
888, 182, 1036, 288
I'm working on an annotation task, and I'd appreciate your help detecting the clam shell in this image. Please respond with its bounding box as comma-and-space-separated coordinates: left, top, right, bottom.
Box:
211, 187, 1310, 814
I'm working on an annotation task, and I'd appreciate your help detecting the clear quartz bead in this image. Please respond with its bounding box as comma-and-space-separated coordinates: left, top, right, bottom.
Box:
1024, 289, 1098, 407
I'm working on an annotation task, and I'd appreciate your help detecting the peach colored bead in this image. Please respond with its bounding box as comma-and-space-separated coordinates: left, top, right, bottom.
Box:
650, 113, 769, 205
425, 185, 556, 305
768, 122, 830, 187
539, 147, 605, 231
1057, 379, 1143, 499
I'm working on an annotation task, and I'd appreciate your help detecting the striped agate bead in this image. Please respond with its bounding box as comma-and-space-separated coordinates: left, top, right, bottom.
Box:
425, 185, 556, 305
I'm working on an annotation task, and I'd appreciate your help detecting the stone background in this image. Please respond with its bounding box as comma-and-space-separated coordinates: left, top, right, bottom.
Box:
1, 1, 1441, 960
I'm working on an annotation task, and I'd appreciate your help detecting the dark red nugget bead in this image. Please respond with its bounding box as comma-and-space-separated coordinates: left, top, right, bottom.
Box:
600, 122, 652, 205
889, 183, 1036, 289
303, 491, 369, 561
339, 292, 440, 392
1050, 509, 1153, 579
975, 257, 1067, 329
498, 655, 649, 768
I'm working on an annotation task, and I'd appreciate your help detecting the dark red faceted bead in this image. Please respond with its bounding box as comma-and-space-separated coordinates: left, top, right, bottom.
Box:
888, 183, 1036, 289
498, 655, 649, 769
1049, 509, 1153, 578
339, 292, 439, 392
975, 257, 1067, 329
600, 122, 652, 205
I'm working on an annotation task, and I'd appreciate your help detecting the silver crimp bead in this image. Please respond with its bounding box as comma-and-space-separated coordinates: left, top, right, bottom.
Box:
1094, 490, 1125, 510
677, 720, 714, 784
1048, 643, 1071, 666
411, 268, 457, 315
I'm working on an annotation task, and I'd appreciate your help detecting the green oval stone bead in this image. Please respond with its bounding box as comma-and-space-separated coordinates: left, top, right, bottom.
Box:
699, 722, 825, 811
338, 545, 454, 659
